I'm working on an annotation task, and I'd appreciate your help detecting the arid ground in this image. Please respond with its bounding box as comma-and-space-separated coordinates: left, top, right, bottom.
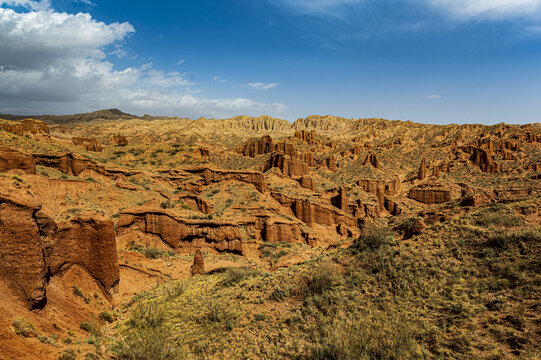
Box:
0, 110, 540, 359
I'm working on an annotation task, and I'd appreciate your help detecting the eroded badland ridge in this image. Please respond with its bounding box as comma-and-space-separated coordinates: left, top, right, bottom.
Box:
0, 112, 540, 359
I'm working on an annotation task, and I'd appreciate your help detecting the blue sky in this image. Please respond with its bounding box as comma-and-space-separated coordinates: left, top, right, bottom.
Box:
1, 0, 541, 123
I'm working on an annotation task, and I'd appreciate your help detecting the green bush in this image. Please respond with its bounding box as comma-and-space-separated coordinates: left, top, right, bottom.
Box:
306, 261, 341, 296
58, 349, 77, 360
351, 226, 395, 252
98, 311, 114, 323
309, 310, 421, 360
12, 317, 36, 337
487, 229, 541, 249
220, 267, 261, 287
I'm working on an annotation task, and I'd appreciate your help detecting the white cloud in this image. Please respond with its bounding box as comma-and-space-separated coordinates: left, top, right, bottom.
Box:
0, 0, 51, 11
213, 76, 227, 83
424, 0, 541, 20
427, 94, 442, 99
144, 68, 193, 87
244, 82, 279, 90
0, 4, 286, 118
177, 59, 185, 65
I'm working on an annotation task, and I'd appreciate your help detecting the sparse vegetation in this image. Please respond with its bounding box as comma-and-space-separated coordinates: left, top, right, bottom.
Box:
12, 317, 36, 337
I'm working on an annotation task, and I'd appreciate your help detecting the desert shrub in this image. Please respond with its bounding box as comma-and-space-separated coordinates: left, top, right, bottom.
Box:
220, 267, 261, 287
38, 335, 54, 345
309, 310, 421, 360
269, 286, 292, 301
475, 207, 523, 228
254, 313, 266, 321
79, 321, 101, 338
200, 299, 237, 330
306, 261, 342, 296
142, 247, 163, 259
486, 229, 541, 249
351, 226, 395, 252
58, 349, 76, 360
163, 281, 185, 300
127, 302, 166, 330
12, 317, 36, 337
160, 200, 173, 209
98, 311, 114, 323
111, 326, 182, 360
73, 285, 90, 303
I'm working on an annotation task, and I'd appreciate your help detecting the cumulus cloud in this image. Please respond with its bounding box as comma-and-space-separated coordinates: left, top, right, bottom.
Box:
243, 82, 279, 90
0, 4, 286, 118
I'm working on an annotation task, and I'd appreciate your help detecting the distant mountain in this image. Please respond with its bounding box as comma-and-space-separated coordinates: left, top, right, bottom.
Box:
0, 108, 137, 124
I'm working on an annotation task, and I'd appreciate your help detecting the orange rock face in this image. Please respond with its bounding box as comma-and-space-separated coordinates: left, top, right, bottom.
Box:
408, 184, 452, 204
0, 146, 36, 174
182, 167, 268, 193
0, 118, 49, 136
191, 249, 205, 275
262, 153, 309, 177
418, 158, 427, 180
119, 207, 248, 254
178, 194, 213, 214
49, 214, 119, 295
323, 155, 337, 172
469, 148, 499, 173
0, 184, 119, 308
363, 153, 381, 169
294, 130, 320, 144
0, 189, 46, 308
72, 137, 104, 152
242, 135, 297, 158
112, 134, 128, 146
298, 175, 317, 191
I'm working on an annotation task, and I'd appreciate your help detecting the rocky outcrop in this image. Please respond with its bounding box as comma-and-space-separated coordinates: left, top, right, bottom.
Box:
262, 153, 309, 177
112, 134, 128, 146
323, 155, 337, 172
524, 132, 541, 144
298, 175, 317, 191
0, 146, 36, 174
242, 135, 297, 158
0, 118, 49, 136
263, 219, 305, 244
469, 148, 499, 173
332, 187, 349, 212
33, 152, 141, 178
418, 158, 427, 180
0, 187, 47, 308
408, 184, 452, 204
363, 153, 381, 169
218, 115, 291, 131
178, 194, 213, 214
49, 214, 119, 295
357, 179, 385, 207
181, 167, 268, 193
525, 162, 540, 172
191, 249, 205, 276
118, 207, 248, 254
294, 130, 320, 144
270, 192, 360, 232
72, 137, 104, 152
300, 152, 315, 167
384, 198, 401, 216
0, 185, 119, 308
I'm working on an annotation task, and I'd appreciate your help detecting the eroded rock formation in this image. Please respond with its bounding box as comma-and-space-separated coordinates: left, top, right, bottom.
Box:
408, 184, 452, 204
72, 137, 104, 152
